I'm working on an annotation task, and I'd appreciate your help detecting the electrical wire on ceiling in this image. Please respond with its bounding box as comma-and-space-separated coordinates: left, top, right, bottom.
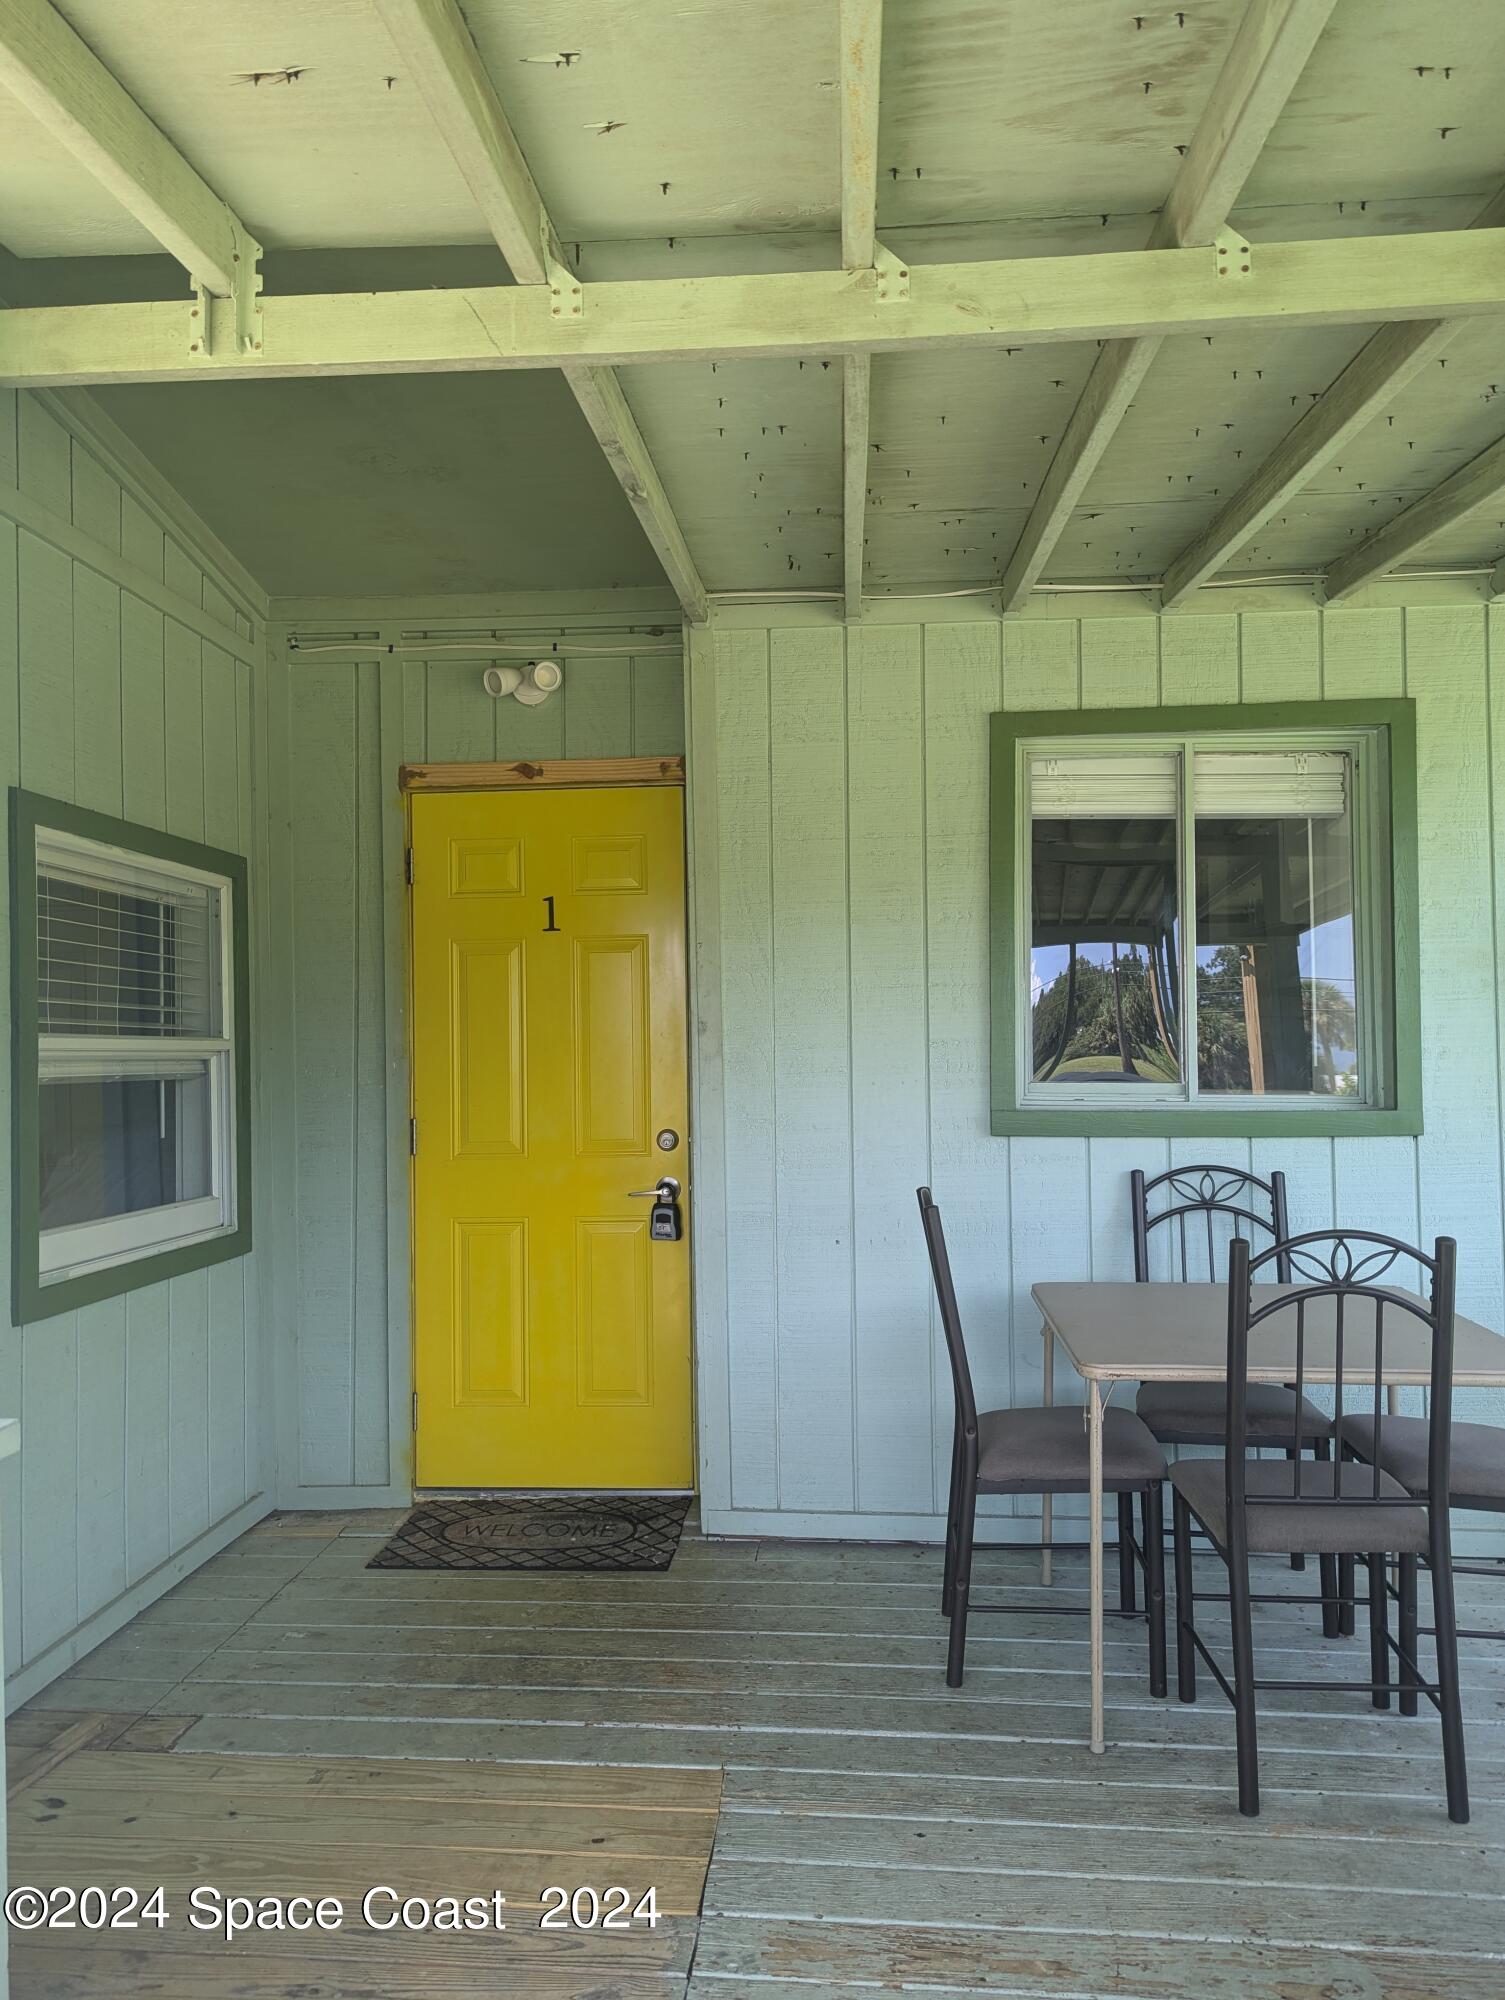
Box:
288, 561, 1501, 652
288, 636, 679, 658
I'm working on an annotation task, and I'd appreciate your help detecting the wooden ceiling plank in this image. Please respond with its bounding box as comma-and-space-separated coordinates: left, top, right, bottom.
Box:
1323, 431, 1505, 602
369, 0, 706, 623
12, 226, 1505, 387
840, 0, 883, 620
0, 0, 251, 296
1161, 185, 1505, 608
998, 0, 1338, 611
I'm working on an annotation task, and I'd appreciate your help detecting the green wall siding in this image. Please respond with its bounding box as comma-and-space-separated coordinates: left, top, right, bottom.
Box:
0, 387, 270, 1698
267, 626, 685, 1497
688, 605, 1505, 1547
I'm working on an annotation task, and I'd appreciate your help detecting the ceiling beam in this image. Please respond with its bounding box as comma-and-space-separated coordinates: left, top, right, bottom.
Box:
998, 0, 1336, 610
840, 0, 882, 272
839, 0, 882, 621
369, 0, 706, 623
10, 228, 1505, 388
0, 0, 253, 298
1161, 185, 1505, 607
562, 365, 708, 625
1323, 431, 1505, 602
1492, 556, 1505, 599
842, 354, 871, 622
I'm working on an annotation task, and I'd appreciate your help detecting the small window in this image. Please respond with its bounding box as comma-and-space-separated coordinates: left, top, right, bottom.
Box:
991, 702, 1419, 1138
11, 792, 251, 1320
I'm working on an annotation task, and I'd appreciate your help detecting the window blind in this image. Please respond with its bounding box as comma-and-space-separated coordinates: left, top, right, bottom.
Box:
1193, 751, 1347, 818
1029, 753, 1179, 818
37, 871, 217, 1037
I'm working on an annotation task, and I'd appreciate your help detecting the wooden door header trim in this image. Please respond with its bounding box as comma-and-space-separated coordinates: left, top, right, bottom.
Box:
400, 755, 685, 792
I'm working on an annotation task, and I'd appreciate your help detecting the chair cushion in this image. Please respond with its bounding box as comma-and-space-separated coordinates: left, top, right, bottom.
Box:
1136, 1379, 1330, 1446
1337, 1413, 1505, 1510
976, 1406, 1167, 1495
1170, 1456, 1427, 1555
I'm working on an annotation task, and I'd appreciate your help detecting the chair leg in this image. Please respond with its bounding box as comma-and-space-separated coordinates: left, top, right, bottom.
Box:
1313, 1439, 1339, 1637
1429, 1521, 1471, 1824
1285, 1447, 1306, 1571
1398, 1553, 1420, 1719
1338, 1553, 1357, 1638
1142, 1483, 1167, 1699
946, 1480, 977, 1690
941, 1421, 962, 1617
1367, 1551, 1391, 1711
1172, 1488, 1197, 1704
1228, 1540, 1261, 1818
1117, 1492, 1137, 1614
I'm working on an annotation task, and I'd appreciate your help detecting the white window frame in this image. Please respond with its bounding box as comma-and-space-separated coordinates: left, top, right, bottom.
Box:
1016, 724, 1395, 1116
34, 829, 239, 1286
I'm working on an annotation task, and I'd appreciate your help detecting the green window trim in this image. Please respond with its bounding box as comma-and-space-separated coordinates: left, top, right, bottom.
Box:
9, 789, 254, 1324
989, 699, 1422, 1140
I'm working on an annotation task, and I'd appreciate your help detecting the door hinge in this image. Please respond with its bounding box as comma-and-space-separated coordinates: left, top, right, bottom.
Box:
411, 1391, 418, 1431
404, 846, 414, 885
409, 1116, 417, 1156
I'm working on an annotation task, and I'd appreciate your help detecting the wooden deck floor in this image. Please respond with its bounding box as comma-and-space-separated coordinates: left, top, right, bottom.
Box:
8, 1512, 1505, 1998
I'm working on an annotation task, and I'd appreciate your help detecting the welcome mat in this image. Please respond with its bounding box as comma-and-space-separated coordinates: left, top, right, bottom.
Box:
367, 1495, 693, 1572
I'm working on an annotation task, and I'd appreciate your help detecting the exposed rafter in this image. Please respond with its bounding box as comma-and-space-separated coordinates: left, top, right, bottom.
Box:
1492, 556, 1505, 600
842, 354, 871, 622
9, 228, 1505, 389
839, 0, 882, 621
998, 0, 1337, 611
369, 0, 707, 624
1323, 431, 1505, 602
1161, 184, 1505, 607
0, 0, 256, 301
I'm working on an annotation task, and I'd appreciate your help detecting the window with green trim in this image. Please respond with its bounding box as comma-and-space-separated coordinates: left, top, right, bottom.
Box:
11, 792, 252, 1322
989, 702, 1421, 1139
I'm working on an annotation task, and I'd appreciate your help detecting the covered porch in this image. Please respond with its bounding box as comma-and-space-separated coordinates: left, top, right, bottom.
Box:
4, 0, 1505, 1994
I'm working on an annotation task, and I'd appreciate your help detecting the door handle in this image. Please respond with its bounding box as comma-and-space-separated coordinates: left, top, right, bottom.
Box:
629, 1176, 683, 1241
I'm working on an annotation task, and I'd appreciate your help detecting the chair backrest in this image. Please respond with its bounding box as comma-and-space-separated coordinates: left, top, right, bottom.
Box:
916, 1186, 977, 1438
1132, 1163, 1291, 1284
1226, 1229, 1457, 1537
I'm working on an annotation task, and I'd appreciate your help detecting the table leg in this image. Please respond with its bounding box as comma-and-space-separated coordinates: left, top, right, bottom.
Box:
1041, 1323, 1054, 1588
1088, 1379, 1105, 1754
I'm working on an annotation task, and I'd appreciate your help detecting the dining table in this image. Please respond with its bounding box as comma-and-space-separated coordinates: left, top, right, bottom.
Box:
1031, 1279, 1505, 1754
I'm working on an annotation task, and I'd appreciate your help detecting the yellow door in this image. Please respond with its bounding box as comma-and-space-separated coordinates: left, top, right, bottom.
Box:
410, 786, 692, 1489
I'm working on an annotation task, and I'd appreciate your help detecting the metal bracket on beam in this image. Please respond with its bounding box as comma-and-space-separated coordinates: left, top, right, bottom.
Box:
1214, 228, 1252, 280
546, 224, 583, 319
188, 224, 264, 358
231, 223, 265, 354
873, 241, 910, 303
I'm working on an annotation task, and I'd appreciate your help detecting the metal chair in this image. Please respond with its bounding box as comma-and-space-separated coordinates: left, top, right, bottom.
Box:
1131, 1164, 1340, 1628
1338, 1411, 1505, 1664
918, 1187, 1169, 1695
1171, 1229, 1469, 1822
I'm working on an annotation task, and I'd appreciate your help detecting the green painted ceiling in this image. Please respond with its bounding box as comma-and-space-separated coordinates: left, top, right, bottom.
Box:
3, 0, 1505, 599
0, 246, 664, 596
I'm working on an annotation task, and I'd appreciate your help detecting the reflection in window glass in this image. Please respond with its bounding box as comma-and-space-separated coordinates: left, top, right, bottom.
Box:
1195, 780, 1357, 1096
1031, 817, 1181, 1086
39, 1069, 214, 1230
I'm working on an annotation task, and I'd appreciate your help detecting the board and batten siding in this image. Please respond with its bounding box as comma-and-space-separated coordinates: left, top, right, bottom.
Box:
0, 387, 272, 1704
264, 620, 684, 1499
687, 603, 1505, 1549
